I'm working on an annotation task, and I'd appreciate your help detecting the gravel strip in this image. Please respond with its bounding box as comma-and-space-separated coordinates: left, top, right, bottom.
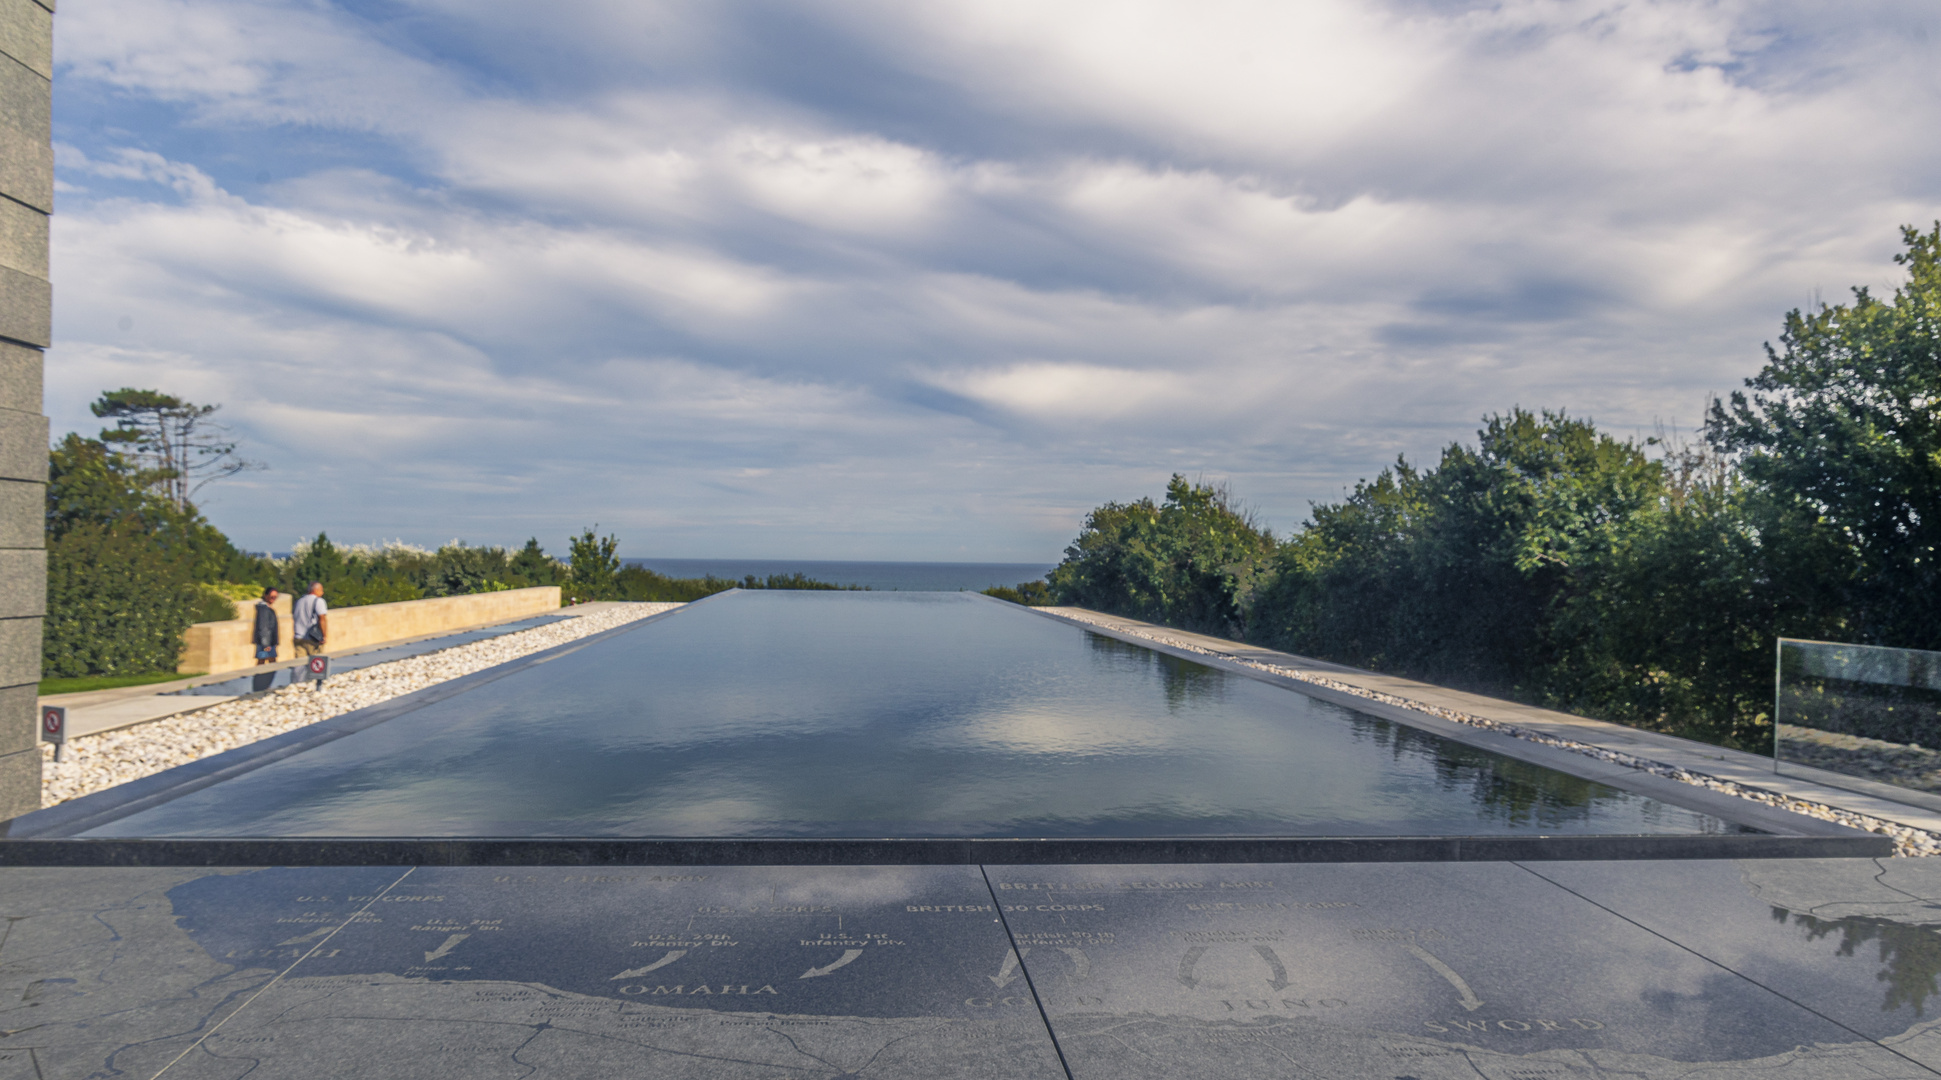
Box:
40, 603, 684, 808
1050, 609, 1941, 857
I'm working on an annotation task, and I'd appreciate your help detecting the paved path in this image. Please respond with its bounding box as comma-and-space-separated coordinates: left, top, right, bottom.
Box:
53, 693, 243, 739
1038, 607, 1941, 836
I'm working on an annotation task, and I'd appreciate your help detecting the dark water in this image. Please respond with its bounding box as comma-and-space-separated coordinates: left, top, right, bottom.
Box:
625, 558, 1055, 591
85, 592, 1744, 839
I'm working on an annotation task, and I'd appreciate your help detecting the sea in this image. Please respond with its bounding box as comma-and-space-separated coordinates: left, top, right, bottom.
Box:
624, 558, 1057, 593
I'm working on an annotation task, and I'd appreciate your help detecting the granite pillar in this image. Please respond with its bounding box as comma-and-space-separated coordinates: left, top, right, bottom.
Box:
0, 0, 50, 818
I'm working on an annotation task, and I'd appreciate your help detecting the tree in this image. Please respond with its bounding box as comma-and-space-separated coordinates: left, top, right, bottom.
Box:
1707, 223, 1941, 650
1249, 459, 1428, 671
43, 434, 229, 676
91, 388, 264, 511
510, 538, 563, 586
47, 433, 252, 583
1534, 435, 1847, 748
1048, 475, 1275, 635
284, 531, 348, 591
425, 541, 511, 597
1249, 409, 1662, 693
567, 527, 621, 601
46, 432, 175, 537
43, 522, 200, 677
1409, 408, 1663, 689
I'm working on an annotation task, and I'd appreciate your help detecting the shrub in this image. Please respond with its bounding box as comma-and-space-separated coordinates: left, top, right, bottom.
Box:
567, 528, 621, 601
190, 585, 243, 624
43, 523, 199, 678
44, 434, 221, 676
1048, 475, 1274, 635
983, 580, 1051, 605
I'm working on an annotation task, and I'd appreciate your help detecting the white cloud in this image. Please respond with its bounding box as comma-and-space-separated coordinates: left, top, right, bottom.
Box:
43, 0, 1941, 556
850, 0, 1441, 156
57, 0, 465, 129
930, 362, 1189, 422
720, 130, 951, 234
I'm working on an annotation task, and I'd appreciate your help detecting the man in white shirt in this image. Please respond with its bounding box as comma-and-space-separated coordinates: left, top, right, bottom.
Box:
293, 581, 329, 657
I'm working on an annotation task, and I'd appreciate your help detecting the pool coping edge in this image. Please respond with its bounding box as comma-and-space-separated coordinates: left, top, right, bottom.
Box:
0, 833, 1893, 867
1023, 605, 1878, 843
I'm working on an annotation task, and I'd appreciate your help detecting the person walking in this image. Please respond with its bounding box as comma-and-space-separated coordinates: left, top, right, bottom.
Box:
293, 581, 329, 658
252, 587, 281, 692
253, 587, 280, 664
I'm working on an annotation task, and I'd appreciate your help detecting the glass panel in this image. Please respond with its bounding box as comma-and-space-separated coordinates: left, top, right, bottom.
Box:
84, 593, 1750, 838
1777, 638, 1941, 794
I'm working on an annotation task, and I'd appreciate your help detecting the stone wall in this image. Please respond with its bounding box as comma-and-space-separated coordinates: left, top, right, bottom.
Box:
0, 0, 50, 818
180, 586, 563, 675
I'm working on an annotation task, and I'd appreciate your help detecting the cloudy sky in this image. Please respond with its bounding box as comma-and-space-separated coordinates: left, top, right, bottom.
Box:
45, 0, 1941, 560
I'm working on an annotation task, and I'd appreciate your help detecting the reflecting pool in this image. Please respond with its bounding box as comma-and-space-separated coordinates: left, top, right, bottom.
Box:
85, 592, 1747, 838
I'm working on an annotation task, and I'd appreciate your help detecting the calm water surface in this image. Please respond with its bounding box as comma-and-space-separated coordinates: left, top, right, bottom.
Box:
87, 592, 1744, 838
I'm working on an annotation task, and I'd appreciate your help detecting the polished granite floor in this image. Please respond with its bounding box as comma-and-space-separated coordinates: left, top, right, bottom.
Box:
3, 859, 1940, 1078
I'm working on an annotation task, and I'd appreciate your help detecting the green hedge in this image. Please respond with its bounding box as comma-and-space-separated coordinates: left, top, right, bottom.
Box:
43, 523, 199, 678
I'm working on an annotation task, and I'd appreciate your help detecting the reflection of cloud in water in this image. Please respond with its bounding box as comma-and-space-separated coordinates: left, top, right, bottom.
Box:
628, 791, 779, 830
1776, 907, 1941, 1014
919, 702, 1192, 755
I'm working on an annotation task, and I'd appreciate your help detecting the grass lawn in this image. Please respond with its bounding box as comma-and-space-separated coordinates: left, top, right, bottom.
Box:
40, 671, 205, 696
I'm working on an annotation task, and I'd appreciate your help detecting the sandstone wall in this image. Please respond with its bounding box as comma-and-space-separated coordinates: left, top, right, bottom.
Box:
180, 586, 563, 675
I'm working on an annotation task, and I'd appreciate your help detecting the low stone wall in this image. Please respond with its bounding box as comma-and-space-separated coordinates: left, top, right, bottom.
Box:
180, 586, 562, 675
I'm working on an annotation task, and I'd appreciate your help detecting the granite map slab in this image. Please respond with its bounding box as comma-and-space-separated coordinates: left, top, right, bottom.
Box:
1530, 858, 1941, 1072
0, 866, 407, 1080
7, 860, 1941, 1078
0, 865, 1065, 1079
995, 861, 1939, 1079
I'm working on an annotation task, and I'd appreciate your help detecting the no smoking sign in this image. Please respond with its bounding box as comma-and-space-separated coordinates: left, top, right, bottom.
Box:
41, 705, 65, 761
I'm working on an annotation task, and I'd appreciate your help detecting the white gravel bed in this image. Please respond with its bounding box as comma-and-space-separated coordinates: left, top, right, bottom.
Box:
1050, 609, 1941, 857
40, 603, 684, 808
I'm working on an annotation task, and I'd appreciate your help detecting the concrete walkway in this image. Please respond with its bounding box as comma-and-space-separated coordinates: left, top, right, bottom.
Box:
1038, 606, 1941, 837
51, 692, 241, 739
38, 602, 623, 740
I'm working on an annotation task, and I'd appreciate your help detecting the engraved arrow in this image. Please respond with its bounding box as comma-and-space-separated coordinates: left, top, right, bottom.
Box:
423, 933, 470, 963
610, 950, 687, 980
1255, 945, 1289, 991
1177, 946, 1208, 988
991, 947, 1029, 988
1405, 943, 1482, 1011
276, 927, 335, 946
800, 948, 865, 979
